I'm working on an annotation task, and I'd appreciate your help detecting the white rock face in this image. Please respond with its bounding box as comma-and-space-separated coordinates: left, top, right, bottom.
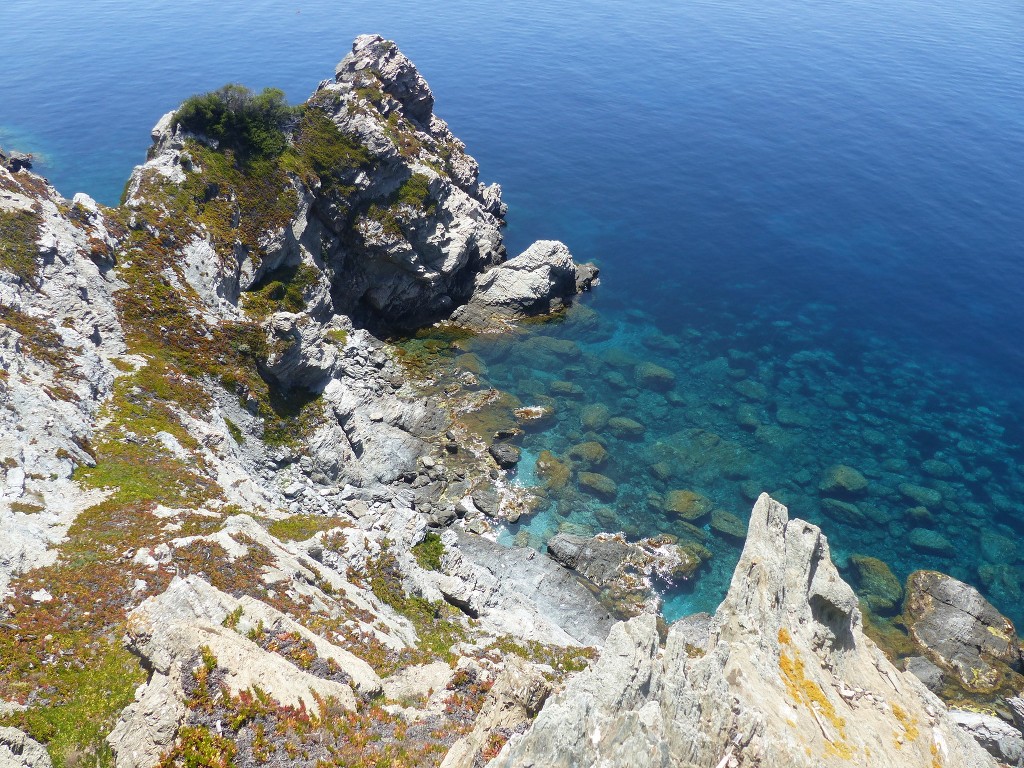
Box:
493, 494, 998, 768
0, 727, 52, 768
450, 240, 599, 330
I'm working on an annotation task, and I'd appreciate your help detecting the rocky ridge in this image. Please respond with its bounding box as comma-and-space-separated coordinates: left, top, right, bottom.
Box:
494, 494, 997, 767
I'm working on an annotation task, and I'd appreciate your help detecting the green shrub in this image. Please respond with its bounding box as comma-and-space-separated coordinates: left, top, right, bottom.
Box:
282, 107, 371, 194
395, 173, 434, 212
173, 84, 298, 160
412, 532, 444, 571
0, 209, 41, 285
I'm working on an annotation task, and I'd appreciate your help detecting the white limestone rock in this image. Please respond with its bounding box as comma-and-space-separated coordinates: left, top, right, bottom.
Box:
492, 494, 998, 768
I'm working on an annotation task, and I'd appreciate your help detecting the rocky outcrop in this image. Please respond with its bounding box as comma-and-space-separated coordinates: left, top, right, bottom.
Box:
136, 34, 593, 333
440, 657, 551, 768
449, 240, 598, 330
493, 495, 997, 767
0, 728, 51, 768
420, 530, 615, 647
903, 569, 1022, 693
546, 531, 705, 617
949, 710, 1024, 766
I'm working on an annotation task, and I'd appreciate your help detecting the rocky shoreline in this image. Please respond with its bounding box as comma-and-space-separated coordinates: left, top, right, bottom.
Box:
0, 33, 1022, 768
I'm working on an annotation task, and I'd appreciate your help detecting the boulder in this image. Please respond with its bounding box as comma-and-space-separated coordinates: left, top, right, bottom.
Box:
634, 362, 675, 391
949, 710, 1024, 766
606, 416, 645, 439
535, 450, 571, 491
900, 483, 943, 507
709, 509, 747, 541
908, 527, 954, 556
662, 490, 712, 521
577, 472, 617, 500
818, 464, 869, 495
903, 569, 1022, 693
580, 403, 610, 431
488, 442, 521, 468
547, 532, 704, 617
449, 240, 598, 330
849, 554, 903, 614
903, 655, 944, 692
0, 728, 51, 768
566, 441, 608, 469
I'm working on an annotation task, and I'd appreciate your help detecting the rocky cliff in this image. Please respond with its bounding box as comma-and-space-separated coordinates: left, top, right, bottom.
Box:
493, 495, 997, 767
0, 32, 1016, 768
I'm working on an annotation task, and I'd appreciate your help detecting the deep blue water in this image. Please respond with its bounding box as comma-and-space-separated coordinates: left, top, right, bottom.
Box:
3, 0, 1023, 623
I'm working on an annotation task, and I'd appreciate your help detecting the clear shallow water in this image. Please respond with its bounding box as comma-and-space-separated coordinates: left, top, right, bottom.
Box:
3, 0, 1023, 621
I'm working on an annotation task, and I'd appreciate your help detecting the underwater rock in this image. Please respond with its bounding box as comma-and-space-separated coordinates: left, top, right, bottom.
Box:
599, 348, 639, 369
903, 569, 1023, 693
578, 472, 617, 500
908, 527, 954, 556
602, 370, 630, 389
580, 403, 610, 431
647, 461, 674, 482
900, 482, 943, 507
733, 378, 768, 401
849, 554, 903, 614
606, 416, 645, 439
566, 441, 608, 470
525, 335, 582, 360
535, 450, 571, 492
634, 362, 675, 391
709, 509, 747, 542
907, 505, 933, 523
922, 459, 957, 480
735, 403, 760, 430
549, 380, 585, 398
454, 352, 487, 376
821, 497, 866, 524
819, 464, 869, 496
775, 406, 812, 428
662, 490, 712, 522
980, 530, 1018, 564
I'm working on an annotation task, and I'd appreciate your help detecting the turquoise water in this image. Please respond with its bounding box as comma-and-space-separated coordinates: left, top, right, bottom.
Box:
3, 0, 1023, 622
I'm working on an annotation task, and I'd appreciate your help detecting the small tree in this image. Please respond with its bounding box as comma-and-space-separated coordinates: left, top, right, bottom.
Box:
173, 84, 298, 160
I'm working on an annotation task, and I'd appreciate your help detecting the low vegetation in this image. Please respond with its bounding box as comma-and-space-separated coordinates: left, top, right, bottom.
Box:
412, 532, 445, 571
0, 208, 41, 285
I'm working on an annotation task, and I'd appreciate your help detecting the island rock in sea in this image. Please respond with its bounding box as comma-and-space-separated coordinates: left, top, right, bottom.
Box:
145, 33, 596, 333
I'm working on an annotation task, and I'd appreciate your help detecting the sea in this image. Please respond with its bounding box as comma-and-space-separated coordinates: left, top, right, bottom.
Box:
2, 0, 1022, 624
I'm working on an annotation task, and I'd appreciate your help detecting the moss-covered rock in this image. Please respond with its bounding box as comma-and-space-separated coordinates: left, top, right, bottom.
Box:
607, 416, 645, 439
567, 441, 608, 470
850, 554, 903, 614
578, 472, 618, 500
536, 450, 571, 492
663, 490, 712, 522
709, 509, 747, 542
818, 464, 869, 496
